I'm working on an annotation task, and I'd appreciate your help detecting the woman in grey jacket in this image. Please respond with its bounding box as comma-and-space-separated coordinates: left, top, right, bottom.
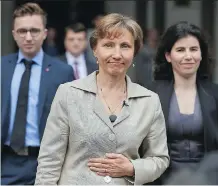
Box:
35, 13, 169, 185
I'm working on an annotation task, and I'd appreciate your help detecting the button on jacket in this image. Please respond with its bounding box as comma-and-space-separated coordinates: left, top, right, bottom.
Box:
35, 71, 169, 185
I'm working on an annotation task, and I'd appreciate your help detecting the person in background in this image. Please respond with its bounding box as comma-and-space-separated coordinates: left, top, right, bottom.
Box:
59, 23, 97, 79
35, 13, 169, 185
149, 21, 218, 184
1, 3, 74, 185
43, 27, 59, 56
133, 28, 159, 88
145, 28, 159, 58
86, 14, 104, 63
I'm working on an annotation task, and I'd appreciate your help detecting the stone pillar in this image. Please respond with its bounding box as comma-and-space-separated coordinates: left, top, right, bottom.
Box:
213, 1, 218, 83
154, 0, 165, 35
1, 1, 15, 55
201, 0, 216, 82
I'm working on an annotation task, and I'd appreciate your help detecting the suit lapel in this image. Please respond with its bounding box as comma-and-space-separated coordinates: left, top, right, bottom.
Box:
156, 81, 174, 129
2, 54, 17, 141
93, 96, 114, 131
3, 55, 18, 100
197, 81, 218, 151
93, 99, 131, 130
113, 106, 130, 127
71, 72, 115, 131
38, 54, 52, 122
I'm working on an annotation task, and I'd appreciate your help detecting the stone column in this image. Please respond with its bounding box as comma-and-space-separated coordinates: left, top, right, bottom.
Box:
1, 1, 15, 55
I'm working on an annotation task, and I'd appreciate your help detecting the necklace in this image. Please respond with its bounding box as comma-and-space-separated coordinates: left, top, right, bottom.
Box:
98, 84, 126, 123
100, 88, 126, 122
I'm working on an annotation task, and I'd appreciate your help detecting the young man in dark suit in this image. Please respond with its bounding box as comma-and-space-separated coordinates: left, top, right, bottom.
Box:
59, 23, 98, 79
1, 3, 74, 184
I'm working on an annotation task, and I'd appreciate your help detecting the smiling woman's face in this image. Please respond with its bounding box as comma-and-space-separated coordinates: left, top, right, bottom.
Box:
93, 28, 135, 77
165, 35, 202, 78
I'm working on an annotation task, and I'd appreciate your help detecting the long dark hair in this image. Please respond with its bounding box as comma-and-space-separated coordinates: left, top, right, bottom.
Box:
154, 21, 211, 80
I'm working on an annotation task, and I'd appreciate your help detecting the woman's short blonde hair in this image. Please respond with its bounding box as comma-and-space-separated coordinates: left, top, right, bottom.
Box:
90, 13, 143, 56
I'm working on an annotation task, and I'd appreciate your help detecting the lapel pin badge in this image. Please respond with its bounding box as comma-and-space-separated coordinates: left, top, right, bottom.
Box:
45, 67, 50, 72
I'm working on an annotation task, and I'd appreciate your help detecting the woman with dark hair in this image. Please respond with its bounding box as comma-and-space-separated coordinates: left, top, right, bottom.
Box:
150, 21, 218, 184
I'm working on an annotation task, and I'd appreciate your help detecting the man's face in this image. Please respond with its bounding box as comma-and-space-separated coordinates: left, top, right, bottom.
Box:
12, 15, 47, 58
64, 30, 87, 57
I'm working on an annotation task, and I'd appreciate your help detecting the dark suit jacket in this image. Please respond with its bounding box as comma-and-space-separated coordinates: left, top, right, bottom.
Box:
1, 53, 75, 144
59, 52, 98, 75
148, 80, 218, 184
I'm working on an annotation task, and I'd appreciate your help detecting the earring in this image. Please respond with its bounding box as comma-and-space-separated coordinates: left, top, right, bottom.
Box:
95, 56, 98, 62
132, 63, 135, 67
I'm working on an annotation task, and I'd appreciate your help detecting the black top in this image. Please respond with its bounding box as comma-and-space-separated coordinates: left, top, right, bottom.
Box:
147, 80, 218, 184
168, 91, 204, 173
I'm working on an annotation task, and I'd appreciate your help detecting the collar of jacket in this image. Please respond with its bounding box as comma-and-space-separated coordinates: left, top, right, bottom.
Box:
70, 71, 152, 105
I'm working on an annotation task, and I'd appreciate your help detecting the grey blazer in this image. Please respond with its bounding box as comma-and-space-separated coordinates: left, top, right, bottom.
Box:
35, 71, 169, 185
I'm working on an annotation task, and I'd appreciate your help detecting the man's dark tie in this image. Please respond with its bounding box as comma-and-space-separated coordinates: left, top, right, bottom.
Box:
73, 61, 80, 79
10, 59, 34, 152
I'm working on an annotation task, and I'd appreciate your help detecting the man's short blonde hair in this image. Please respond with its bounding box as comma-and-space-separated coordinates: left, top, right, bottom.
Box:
13, 2, 47, 27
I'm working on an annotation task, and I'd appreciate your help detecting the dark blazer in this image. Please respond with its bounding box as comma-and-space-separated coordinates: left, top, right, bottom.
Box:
59, 52, 98, 75
148, 80, 218, 184
1, 53, 75, 144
